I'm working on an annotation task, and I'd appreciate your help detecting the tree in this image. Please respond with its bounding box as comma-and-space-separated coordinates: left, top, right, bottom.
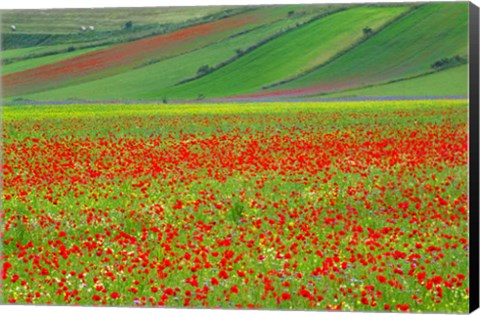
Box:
363, 27, 373, 36
124, 21, 133, 30
197, 65, 211, 76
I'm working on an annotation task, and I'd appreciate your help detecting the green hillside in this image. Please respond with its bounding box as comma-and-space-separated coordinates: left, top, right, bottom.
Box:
270, 2, 468, 97
2, 46, 106, 75
16, 5, 342, 101
1, 3, 469, 102
3, 6, 304, 97
158, 5, 411, 100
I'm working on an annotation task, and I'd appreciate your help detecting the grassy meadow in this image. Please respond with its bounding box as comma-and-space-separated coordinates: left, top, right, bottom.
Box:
2, 100, 470, 312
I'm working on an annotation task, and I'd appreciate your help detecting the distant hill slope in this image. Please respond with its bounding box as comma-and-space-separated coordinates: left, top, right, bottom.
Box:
158, 6, 411, 100
255, 2, 468, 99
2, 6, 304, 97
18, 9, 335, 102
1, 3, 469, 103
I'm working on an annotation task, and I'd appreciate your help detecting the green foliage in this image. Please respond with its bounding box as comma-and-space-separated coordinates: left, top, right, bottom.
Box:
124, 21, 133, 30
430, 55, 467, 71
197, 65, 212, 76
362, 26, 373, 36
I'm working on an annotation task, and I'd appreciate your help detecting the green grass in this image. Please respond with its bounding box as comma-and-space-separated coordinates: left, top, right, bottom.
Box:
158, 6, 410, 100
320, 65, 468, 98
2, 46, 106, 75
19, 10, 333, 101
274, 2, 468, 96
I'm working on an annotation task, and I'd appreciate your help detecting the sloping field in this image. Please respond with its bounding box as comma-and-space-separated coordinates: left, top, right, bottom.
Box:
1, 3, 469, 102
158, 6, 410, 100
19, 13, 327, 101
320, 64, 468, 99
257, 2, 468, 99
2, 46, 106, 75
2, 6, 298, 97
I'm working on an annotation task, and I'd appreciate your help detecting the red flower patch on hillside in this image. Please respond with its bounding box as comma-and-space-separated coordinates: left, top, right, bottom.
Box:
3, 13, 258, 97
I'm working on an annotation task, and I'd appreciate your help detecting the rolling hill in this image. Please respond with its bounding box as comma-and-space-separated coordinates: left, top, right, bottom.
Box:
17, 12, 332, 101
157, 5, 412, 100
257, 2, 468, 99
3, 6, 310, 97
1, 2, 469, 103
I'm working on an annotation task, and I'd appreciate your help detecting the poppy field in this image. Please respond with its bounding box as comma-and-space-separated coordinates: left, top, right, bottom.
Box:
1, 100, 470, 312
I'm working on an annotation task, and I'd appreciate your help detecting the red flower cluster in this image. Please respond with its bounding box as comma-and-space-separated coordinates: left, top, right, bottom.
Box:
2, 103, 469, 312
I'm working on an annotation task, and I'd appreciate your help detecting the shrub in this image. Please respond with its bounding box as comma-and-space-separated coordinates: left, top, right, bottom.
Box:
431, 55, 467, 71
363, 27, 373, 36
124, 21, 133, 30
11, 97, 32, 104
197, 65, 211, 76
